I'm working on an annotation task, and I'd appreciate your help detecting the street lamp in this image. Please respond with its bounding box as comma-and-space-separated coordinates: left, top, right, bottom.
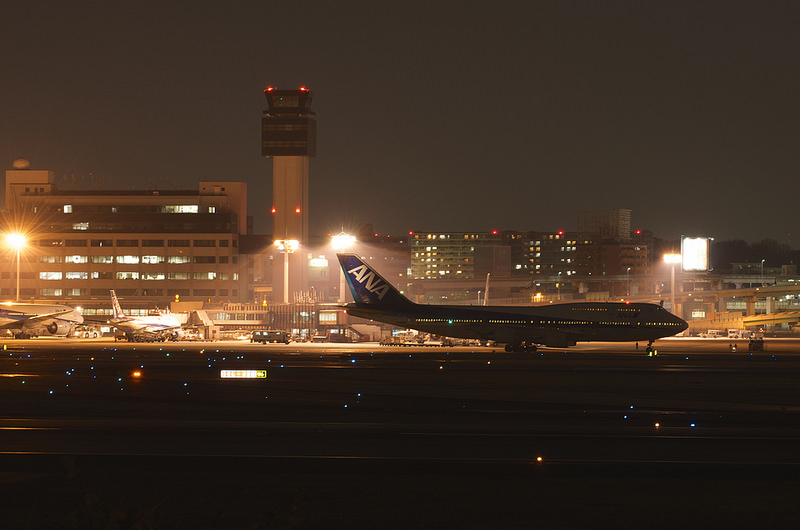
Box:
557, 271, 562, 301
5, 233, 26, 302
331, 232, 356, 303
275, 239, 299, 304
663, 253, 682, 315
626, 267, 631, 297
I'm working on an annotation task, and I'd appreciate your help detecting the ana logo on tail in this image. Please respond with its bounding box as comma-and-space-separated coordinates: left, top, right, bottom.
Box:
347, 265, 391, 300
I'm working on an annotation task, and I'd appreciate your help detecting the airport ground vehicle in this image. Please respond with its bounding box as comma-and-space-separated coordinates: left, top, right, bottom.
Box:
251, 330, 291, 344
728, 329, 751, 339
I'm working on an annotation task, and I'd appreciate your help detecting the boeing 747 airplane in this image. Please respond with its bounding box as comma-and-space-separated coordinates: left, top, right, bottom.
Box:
338, 254, 688, 352
109, 290, 183, 342
0, 302, 84, 339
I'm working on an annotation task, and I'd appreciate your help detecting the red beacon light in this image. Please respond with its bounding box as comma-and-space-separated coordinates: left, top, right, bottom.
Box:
265, 86, 275, 92
271, 207, 276, 214
295, 207, 301, 213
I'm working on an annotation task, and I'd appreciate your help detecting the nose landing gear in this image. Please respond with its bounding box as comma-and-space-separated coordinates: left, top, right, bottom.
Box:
504, 342, 538, 353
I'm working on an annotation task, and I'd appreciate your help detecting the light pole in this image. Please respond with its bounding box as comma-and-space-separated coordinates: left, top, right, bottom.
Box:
557, 271, 562, 301
626, 267, 631, 297
275, 239, 299, 304
5, 233, 26, 302
331, 232, 356, 303
663, 253, 682, 315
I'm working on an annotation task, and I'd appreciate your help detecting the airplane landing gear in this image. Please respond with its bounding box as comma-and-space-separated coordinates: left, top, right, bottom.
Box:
505, 342, 538, 353
646, 341, 659, 356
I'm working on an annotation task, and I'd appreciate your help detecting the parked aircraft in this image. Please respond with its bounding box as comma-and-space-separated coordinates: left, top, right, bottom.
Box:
0, 302, 84, 339
109, 290, 183, 342
337, 254, 688, 352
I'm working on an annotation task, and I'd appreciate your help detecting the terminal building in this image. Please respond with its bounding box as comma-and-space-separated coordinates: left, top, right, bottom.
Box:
1, 161, 264, 317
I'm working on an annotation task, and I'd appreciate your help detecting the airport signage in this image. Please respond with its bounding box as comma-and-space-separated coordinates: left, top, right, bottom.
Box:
220, 370, 267, 379
681, 237, 711, 272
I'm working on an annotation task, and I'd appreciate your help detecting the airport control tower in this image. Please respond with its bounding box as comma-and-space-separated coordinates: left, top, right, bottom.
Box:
262, 87, 316, 302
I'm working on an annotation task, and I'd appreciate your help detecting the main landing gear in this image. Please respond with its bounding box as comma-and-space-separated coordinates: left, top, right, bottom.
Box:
645, 341, 659, 356
505, 342, 538, 353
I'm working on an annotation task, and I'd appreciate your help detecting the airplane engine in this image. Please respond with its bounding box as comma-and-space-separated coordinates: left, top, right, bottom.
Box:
171, 329, 185, 341
45, 321, 73, 336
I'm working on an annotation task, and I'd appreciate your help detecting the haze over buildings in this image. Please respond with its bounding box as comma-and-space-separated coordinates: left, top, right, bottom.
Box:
2, 2, 799, 244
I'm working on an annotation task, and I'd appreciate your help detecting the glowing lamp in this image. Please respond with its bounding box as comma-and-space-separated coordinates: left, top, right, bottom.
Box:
5, 233, 26, 249
331, 232, 356, 250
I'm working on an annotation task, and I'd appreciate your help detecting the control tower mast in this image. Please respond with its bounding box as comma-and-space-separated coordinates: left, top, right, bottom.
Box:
262, 87, 316, 302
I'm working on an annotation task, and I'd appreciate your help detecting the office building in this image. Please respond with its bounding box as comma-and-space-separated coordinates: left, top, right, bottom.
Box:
2, 162, 253, 313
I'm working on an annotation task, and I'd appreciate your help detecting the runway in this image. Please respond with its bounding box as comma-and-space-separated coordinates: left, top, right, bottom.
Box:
2, 337, 800, 527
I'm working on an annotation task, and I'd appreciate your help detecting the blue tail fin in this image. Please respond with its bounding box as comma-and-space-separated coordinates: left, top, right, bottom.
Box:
337, 254, 412, 307
110, 290, 124, 318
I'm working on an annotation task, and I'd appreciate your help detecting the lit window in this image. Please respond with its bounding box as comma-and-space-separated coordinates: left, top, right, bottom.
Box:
162, 205, 199, 213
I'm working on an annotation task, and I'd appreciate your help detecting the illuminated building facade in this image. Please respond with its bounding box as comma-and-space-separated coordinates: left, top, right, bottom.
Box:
409, 231, 504, 279
1, 164, 254, 312
520, 231, 590, 277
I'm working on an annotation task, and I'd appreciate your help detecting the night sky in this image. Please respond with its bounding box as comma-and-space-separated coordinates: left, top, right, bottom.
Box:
2, 1, 799, 244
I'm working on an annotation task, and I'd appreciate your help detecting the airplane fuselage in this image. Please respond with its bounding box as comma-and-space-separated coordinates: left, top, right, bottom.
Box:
345, 300, 687, 348
0, 302, 83, 338
111, 314, 181, 337
337, 253, 688, 351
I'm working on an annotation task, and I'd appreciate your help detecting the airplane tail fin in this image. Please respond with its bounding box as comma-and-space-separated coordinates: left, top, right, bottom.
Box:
337, 254, 413, 308
110, 290, 124, 318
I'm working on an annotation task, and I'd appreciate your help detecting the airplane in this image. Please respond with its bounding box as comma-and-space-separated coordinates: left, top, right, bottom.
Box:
109, 290, 184, 342
337, 253, 688, 353
0, 302, 84, 339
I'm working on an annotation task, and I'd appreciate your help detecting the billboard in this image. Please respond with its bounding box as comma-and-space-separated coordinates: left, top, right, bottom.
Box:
681, 237, 710, 272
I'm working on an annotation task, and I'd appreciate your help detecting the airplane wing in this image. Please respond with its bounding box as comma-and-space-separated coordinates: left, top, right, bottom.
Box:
0, 309, 77, 330
139, 324, 180, 335
82, 314, 111, 324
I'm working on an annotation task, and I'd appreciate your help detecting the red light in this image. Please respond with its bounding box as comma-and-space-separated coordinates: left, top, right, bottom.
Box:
299, 86, 308, 91
271, 207, 276, 214
295, 207, 301, 213
636, 230, 641, 235
491, 230, 498, 235
409, 231, 414, 235
265, 86, 275, 92
558, 231, 564, 235
374, 233, 378, 237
